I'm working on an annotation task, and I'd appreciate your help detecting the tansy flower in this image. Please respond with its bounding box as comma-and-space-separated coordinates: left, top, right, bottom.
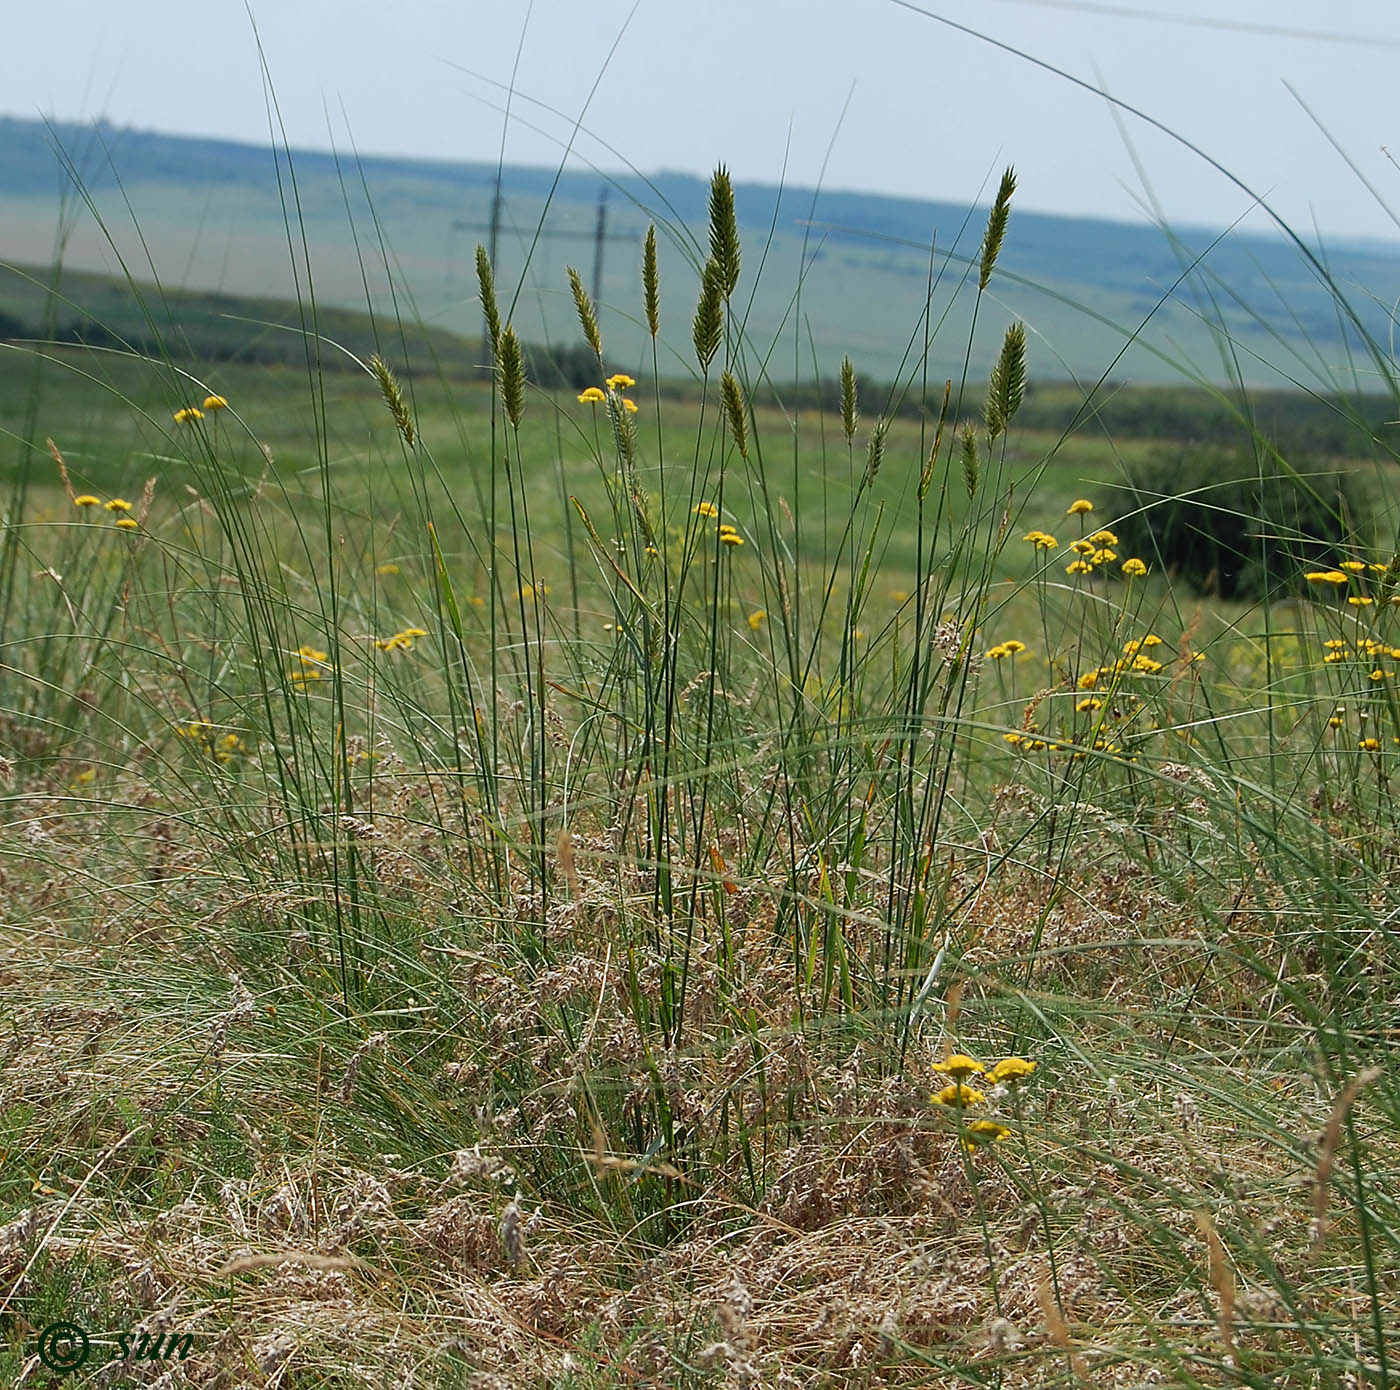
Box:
1121, 557, 1148, 577
1003, 731, 1024, 745
172, 407, 204, 423
1348, 596, 1375, 606
1078, 670, 1101, 690
1141, 634, 1163, 647
1003, 639, 1026, 654
202, 394, 228, 411
105, 498, 131, 512
1076, 697, 1103, 712
1328, 709, 1345, 728
1089, 529, 1119, 546
747, 609, 766, 630
1066, 559, 1094, 575
932, 1054, 985, 1079
987, 1056, 1037, 1085
114, 518, 138, 530
605, 373, 636, 390
720, 532, 744, 547
1091, 547, 1117, 564
622, 397, 639, 413
1067, 498, 1094, 515
719, 523, 738, 535
645, 545, 659, 557
986, 643, 1010, 659
376, 563, 400, 575
73, 495, 100, 508
932, 1083, 985, 1107
1360, 737, 1382, 751
1305, 570, 1348, 584
694, 502, 719, 519
1339, 560, 1367, 571
577, 386, 607, 404
961, 1120, 1012, 1150
1023, 530, 1058, 550
297, 645, 329, 663
1070, 539, 1096, 556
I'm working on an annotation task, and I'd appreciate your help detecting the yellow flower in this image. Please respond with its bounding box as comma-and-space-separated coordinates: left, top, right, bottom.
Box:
297, 645, 329, 663
1339, 560, 1367, 572
932, 1083, 985, 1107
577, 386, 607, 404
720, 533, 744, 547
1003, 731, 1023, 746
645, 545, 659, 557
1078, 670, 1100, 690
986, 644, 1009, 659
1348, 596, 1375, 607
987, 1056, 1037, 1085
693, 502, 719, 519
1121, 557, 1148, 577
376, 563, 400, 575
1076, 697, 1103, 712
1089, 529, 1119, 546
1360, 737, 1382, 751
622, 397, 639, 413
114, 517, 138, 530
1328, 710, 1345, 728
1067, 498, 1094, 515
105, 498, 132, 512
605, 373, 636, 390
1023, 530, 1058, 550
1004, 639, 1026, 654
1070, 538, 1096, 556
202, 394, 228, 411
961, 1119, 1012, 1149
1091, 548, 1117, 565
719, 523, 738, 535
1066, 559, 1094, 575
1305, 570, 1348, 584
747, 609, 767, 630
932, 1054, 985, 1079
1141, 634, 1163, 647
73, 494, 100, 508
172, 407, 205, 424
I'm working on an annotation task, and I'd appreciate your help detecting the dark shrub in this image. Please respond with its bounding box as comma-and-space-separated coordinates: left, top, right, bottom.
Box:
1116, 446, 1365, 600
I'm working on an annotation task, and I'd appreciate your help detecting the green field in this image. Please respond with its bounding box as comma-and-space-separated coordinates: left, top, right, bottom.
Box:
2, 159, 1400, 1388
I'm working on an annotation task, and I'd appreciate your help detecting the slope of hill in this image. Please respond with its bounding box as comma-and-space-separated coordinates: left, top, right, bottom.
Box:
3, 115, 1399, 388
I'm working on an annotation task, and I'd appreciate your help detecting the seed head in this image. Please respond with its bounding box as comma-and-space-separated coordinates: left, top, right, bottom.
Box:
643, 224, 660, 337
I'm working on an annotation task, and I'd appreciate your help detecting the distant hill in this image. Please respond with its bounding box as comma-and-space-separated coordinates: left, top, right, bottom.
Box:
4, 115, 1400, 389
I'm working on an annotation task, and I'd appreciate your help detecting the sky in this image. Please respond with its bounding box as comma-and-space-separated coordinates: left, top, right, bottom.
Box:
10, 0, 1400, 244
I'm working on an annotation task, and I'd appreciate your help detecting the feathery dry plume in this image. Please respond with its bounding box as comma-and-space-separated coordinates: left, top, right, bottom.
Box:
985, 321, 1027, 442
840, 356, 859, 443
1036, 1279, 1087, 1381
643, 224, 660, 337
369, 355, 416, 448
1195, 1210, 1236, 1367
960, 423, 979, 498
919, 380, 952, 500
693, 259, 724, 370
498, 326, 526, 429
1312, 1065, 1383, 1249
708, 165, 741, 299
568, 266, 603, 358
863, 418, 888, 490
721, 371, 749, 460
476, 244, 501, 362
979, 166, 1017, 290
47, 438, 75, 502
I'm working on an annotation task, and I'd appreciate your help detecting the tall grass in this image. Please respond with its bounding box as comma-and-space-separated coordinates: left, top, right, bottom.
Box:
1, 107, 1398, 1388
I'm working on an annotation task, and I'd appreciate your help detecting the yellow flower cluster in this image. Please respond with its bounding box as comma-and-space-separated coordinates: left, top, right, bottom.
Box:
290, 644, 331, 686
374, 626, 429, 652
73, 495, 141, 529
930, 1053, 1036, 1151
579, 376, 640, 412
1023, 529, 1058, 550
985, 639, 1027, 660
177, 719, 245, 763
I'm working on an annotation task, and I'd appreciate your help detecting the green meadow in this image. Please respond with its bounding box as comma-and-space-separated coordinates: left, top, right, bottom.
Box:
1, 150, 1399, 1390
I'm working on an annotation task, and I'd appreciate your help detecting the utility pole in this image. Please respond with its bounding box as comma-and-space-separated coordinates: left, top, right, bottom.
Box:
451, 182, 637, 373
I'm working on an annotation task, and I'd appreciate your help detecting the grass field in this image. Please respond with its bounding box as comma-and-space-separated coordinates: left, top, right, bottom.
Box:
2, 157, 1400, 1390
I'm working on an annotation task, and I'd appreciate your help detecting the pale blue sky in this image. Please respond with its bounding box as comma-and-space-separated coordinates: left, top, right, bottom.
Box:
11, 0, 1400, 241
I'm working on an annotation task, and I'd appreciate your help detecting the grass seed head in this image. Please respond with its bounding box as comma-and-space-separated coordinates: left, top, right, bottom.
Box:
476, 244, 501, 361
979, 165, 1016, 290
369, 354, 416, 448
568, 266, 603, 358
693, 259, 725, 370
708, 164, 741, 299
643, 223, 660, 336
